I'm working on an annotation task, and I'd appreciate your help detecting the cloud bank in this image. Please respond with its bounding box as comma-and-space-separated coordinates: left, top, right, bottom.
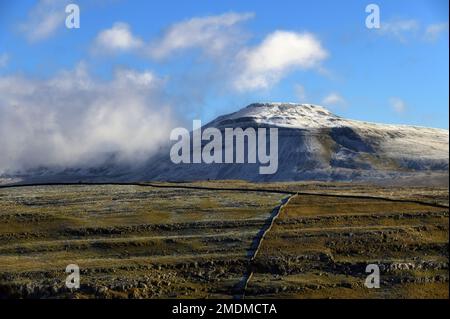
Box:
92, 13, 328, 92
19, 0, 70, 42
147, 12, 254, 59
0, 63, 176, 174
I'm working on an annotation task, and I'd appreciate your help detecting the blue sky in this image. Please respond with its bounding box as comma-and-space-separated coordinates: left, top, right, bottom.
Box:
0, 0, 448, 131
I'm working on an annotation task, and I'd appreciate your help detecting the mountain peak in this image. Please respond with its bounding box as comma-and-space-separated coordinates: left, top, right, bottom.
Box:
246, 102, 330, 111
245, 102, 336, 116
211, 102, 341, 129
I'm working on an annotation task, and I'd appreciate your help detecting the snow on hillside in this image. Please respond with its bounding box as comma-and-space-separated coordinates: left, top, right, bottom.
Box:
140, 102, 448, 183
209, 102, 449, 161
3, 102, 449, 185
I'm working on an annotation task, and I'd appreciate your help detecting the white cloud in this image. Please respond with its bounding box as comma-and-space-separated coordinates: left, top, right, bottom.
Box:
93, 22, 144, 53
0, 53, 8, 68
322, 93, 347, 108
0, 63, 176, 174
389, 97, 407, 114
90, 15, 329, 94
378, 19, 449, 43
233, 31, 328, 91
424, 22, 449, 42
20, 0, 70, 42
147, 12, 254, 59
379, 19, 420, 42
294, 84, 307, 101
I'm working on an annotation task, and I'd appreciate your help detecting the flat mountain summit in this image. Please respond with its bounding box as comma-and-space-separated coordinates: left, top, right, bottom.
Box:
3, 103, 449, 185
209, 102, 342, 129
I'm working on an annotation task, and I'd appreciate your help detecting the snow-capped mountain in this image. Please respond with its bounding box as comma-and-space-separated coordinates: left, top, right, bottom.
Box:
2, 103, 448, 185
139, 103, 449, 183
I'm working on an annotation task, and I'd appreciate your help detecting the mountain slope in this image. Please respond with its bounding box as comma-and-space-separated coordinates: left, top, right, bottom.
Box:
139, 103, 448, 183
2, 102, 448, 185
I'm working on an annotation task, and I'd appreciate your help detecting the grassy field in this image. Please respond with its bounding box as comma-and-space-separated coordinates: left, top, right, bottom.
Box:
0, 182, 448, 299
248, 194, 448, 298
